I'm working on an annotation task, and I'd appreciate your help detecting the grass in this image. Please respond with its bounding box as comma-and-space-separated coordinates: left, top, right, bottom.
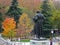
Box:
20, 39, 30, 42
12, 39, 30, 42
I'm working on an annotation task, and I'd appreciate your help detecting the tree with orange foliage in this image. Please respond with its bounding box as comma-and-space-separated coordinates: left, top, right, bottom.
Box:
2, 17, 16, 38
18, 13, 33, 38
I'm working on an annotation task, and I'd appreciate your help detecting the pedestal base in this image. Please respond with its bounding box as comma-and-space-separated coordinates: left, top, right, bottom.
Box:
30, 39, 50, 45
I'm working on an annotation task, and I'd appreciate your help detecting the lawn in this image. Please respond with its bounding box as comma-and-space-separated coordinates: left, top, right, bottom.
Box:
20, 39, 30, 42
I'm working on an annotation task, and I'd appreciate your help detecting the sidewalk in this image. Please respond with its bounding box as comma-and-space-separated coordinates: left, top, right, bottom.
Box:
11, 42, 30, 45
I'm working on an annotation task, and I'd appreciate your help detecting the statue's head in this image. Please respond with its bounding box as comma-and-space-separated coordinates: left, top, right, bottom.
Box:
36, 11, 40, 13
33, 11, 45, 23
33, 11, 40, 22
36, 11, 45, 19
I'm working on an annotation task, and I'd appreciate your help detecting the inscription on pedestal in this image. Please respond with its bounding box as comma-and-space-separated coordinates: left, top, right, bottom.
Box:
42, 42, 46, 45
30, 40, 50, 45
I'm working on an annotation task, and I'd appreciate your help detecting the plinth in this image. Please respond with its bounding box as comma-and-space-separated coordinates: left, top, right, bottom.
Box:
30, 38, 50, 45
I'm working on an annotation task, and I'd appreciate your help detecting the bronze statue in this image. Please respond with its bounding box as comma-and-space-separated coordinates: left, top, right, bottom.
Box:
33, 11, 45, 39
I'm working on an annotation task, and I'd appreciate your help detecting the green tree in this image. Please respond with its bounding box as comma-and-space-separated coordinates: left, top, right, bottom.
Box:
50, 10, 60, 36
6, 0, 22, 28
40, 0, 53, 37
40, 0, 52, 30
0, 12, 4, 33
51, 10, 60, 30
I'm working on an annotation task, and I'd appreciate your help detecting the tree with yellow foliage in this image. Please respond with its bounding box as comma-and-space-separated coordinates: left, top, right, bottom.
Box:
2, 17, 16, 38
18, 13, 33, 38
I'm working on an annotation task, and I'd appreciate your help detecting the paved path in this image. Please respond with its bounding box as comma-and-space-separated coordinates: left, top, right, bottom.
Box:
11, 42, 30, 45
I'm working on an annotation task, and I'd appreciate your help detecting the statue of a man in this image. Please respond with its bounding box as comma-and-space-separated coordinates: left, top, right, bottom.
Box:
33, 11, 45, 39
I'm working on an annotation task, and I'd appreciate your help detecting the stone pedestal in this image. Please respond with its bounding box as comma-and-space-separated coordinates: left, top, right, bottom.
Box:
30, 40, 50, 45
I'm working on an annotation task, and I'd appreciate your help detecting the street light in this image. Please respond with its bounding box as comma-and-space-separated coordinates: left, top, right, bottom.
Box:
50, 30, 54, 45
51, 30, 54, 37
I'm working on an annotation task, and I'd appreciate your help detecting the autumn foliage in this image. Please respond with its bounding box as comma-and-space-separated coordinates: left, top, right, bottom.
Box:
2, 17, 16, 37
18, 13, 33, 38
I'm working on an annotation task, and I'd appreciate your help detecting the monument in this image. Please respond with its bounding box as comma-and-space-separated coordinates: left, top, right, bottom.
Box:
33, 11, 44, 39
30, 11, 50, 45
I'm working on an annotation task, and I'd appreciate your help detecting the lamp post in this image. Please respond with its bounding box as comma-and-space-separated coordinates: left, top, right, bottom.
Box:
50, 30, 54, 45
51, 30, 54, 37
